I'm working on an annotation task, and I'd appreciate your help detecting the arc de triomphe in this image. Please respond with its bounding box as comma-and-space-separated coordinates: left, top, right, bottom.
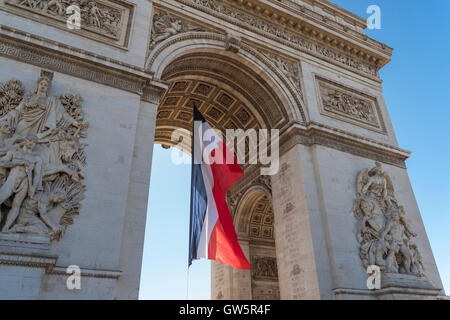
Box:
0, 0, 444, 299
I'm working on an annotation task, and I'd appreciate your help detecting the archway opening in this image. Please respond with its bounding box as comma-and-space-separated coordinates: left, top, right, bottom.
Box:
141, 44, 293, 299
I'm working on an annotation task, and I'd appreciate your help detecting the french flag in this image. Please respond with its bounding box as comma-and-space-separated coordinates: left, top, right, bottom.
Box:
188, 106, 250, 269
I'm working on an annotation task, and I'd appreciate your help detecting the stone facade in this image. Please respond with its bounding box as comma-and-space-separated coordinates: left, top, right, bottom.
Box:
0, 0, 444, 299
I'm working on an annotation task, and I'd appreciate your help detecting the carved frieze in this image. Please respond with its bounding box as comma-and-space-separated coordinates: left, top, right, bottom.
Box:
4, 0, 133, 47
149, 11, 206, 51
317, 77, 385, 133
251, 256, 278, 280
178, 0, 379, 77
0, 71, 88, 242
351, 162, 425, 276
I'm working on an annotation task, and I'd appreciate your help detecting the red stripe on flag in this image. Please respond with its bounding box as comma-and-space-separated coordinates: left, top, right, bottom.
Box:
207, 142, 250, 269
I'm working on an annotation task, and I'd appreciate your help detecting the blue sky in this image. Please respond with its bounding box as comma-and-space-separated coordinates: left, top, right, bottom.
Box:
139, 1, 450, 299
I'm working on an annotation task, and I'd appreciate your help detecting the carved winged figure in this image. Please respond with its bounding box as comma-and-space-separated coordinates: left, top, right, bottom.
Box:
356, 162, 396, 210
0, 71, 87, 241
352, 162, 424, 276
150, 13, 204, 49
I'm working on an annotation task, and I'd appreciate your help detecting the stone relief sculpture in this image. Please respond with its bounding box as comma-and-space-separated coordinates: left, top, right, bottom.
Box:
0, 71, 88, 241
252, 256, 278, 280
352, 162, 424, 275
149, 12, 205, 50
8, 0, 123, 38
263, 52, 304, 101
320, 86, 378, 125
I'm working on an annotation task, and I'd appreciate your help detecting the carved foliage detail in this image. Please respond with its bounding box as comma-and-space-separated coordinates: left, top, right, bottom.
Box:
0, 71, 88, 241
352, 162, 424, 276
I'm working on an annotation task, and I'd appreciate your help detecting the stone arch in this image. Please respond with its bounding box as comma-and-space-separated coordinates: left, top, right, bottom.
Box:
146, 31, 307, 129
233, 184, 272, 237
232, 184, 280, 300
148, 31, 294, 300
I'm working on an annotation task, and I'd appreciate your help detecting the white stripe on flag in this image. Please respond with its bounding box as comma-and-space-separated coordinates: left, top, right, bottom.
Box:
196, 121, 221, 259
196, 163, 219, 259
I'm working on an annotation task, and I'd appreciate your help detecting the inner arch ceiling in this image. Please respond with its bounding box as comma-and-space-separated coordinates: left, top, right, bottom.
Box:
154, 51, 292, 152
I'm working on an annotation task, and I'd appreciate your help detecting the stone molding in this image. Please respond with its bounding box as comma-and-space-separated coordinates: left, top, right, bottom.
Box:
161, 0, 386, 79
0, 252, 58, 273
51, 266, 122, 279
0, 31, 157, 99
334, 272, 441, 299
333, 287, 442, 299
279, 123, 410, 168
142, 85, 166, 104
0, 251, 122, 279
233, 0, 392, 60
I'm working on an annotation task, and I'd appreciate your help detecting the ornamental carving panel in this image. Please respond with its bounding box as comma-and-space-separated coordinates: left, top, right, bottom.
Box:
262, 52, 304, 102
0, 71, 88, 242
251, 256, 278, 280
317, 77, 386, 133
351, 163, 424, 275
4, 0, 133, 47
149, 11, 206, 51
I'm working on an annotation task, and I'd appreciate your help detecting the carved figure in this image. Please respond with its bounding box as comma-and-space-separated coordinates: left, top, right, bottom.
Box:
357, 162, 396, 210
13, 0, 122, 37
0, 135, 43, 232
0, 71, 88, 241
150, 12, 204, 49
352, 162, 424, 276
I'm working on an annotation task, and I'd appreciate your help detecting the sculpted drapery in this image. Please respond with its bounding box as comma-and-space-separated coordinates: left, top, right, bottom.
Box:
0, 71, 87, 241
352, 162, 424, 276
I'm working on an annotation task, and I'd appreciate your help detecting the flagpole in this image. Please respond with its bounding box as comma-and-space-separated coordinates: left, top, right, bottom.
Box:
188, 104, 196, 267
187, 103, 197, 299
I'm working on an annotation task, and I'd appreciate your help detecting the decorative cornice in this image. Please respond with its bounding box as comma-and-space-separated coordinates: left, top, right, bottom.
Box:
51, 266, 122, 279
142, 85, 166, 104
258, 0, 392, 58
279, 122, 410, 168
0, 252, 122, 279
229, 0, 392, 64
162, 0, 386, 78
333, 287, 442, 298
0, 252, 58, 273
0, 31, 153, 96
270, 0, 368, 31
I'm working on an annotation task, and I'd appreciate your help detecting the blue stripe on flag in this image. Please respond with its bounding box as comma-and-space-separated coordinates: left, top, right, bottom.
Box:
189, 162, 207, 266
